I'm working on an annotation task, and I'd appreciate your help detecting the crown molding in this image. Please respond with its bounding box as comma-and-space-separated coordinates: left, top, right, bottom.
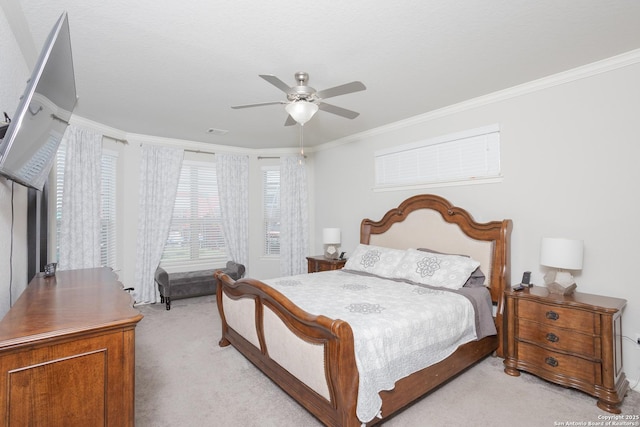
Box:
316, 48, 640, 152
69, 115, 128, 141
126, 133, 307, 157
69, 116, 308, 157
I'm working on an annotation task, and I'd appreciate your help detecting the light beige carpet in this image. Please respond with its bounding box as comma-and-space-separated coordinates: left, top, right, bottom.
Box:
135, 295, 639, 427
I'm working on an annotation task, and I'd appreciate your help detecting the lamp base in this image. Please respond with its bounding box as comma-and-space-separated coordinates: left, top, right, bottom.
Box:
547, 281, 577, 295
544, 270, 577, 295
324, 244, 339, 259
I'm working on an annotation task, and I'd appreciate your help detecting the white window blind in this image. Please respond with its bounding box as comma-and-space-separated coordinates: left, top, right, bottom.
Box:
161, 160, 226, 265
375, 124, 501, 189
54, 143, 118, 269
262, 167, 280, 256
55, 144, 65, 262
100, 150, 117, 268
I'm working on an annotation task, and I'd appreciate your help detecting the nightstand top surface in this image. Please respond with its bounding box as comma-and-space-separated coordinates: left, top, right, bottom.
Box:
506, 285, 626, 312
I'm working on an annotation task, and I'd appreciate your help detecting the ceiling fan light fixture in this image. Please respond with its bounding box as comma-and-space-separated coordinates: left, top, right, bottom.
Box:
285, 101, 319, 125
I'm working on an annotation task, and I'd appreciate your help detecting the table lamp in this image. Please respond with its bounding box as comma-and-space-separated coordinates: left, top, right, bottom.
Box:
540, 237, 584, 295
323, 228, 341, 259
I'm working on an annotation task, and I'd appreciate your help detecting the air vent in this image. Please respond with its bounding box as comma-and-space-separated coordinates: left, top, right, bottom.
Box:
207, 128, 228, 136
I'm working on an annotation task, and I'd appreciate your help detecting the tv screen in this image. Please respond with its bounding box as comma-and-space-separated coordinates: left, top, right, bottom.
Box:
0, 12, 77, 191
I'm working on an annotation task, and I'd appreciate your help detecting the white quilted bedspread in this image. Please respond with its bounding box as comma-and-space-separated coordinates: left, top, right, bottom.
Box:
265, 269, 477, 424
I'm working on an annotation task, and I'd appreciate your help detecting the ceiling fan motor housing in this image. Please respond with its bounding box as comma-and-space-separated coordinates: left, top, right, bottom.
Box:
288, 72, 316, 102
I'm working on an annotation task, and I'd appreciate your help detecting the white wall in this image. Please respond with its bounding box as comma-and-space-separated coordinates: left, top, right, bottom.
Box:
0, 6, 31, 314
312, 56, 640, 389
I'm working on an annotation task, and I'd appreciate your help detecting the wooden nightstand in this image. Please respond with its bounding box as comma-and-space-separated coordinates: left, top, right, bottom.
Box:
503, 286, 628, 413
306, 256, 346, 273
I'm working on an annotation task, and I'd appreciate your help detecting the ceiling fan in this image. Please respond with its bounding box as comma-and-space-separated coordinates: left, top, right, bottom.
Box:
231, 72, 366, 126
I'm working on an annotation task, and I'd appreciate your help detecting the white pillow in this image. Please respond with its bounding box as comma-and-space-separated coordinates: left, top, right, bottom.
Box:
392, 248, 481, 289
343, 244, 406, 278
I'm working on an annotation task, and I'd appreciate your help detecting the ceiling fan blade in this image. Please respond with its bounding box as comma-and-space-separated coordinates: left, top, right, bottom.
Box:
316, 81, 366, 100
318, 102, 360, 119
231, 101, 286, 109
284, 115, 297, 126
259, 75, 292, 93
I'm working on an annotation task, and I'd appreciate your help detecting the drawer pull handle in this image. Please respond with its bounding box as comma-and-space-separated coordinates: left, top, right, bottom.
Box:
545, 311, 559, 321
546, 333, 559, 343
545, 357, 558, 367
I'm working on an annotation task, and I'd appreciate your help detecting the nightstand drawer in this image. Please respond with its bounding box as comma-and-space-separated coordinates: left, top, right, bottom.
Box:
517, 342, 598, 384
317, 262, 337, 272
518, 300, 595, 334
517, 319, 597, 358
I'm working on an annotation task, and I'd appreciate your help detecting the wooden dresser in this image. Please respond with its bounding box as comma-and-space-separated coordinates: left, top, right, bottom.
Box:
306, 255, 347, 273
0, 268, 143, 426
503, 286, 628, 413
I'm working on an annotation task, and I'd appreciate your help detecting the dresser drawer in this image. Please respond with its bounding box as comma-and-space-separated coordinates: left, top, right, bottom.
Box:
517, 319, 598, 358
518, 300, 595, 334
517, 342, 598, 384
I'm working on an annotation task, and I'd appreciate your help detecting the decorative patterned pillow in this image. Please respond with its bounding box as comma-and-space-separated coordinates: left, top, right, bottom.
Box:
343, 244, 406, 278
417, 248, 486, 287
393, 248, 481, 289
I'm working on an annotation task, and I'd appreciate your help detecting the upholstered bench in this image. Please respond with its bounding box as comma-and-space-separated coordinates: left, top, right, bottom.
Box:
154, 261, 245, 310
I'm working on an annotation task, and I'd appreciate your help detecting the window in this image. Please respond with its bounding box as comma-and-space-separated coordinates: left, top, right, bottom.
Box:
161, 160, 226, 265
262, 167, 280, 256
374, 124, 501, 190
55, 143, 118, 268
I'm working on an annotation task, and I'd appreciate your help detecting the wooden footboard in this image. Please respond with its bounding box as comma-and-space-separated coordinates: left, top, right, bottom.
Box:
216, 272, 499, 426
216, 272, 362, 427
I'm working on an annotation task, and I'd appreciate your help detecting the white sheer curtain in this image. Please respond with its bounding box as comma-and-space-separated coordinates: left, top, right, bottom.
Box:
58, 125, 103, 271
216, 153, 249, 267
279, 156, 309, 276
134, 145, 183, 304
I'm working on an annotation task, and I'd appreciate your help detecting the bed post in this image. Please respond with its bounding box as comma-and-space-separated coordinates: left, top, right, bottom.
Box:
495, 218, 512, 358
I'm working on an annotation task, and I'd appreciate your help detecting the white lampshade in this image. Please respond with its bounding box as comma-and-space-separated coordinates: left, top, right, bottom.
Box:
540, 237, 584, 270
323, 228, 341, 244
285, 101, 319, 125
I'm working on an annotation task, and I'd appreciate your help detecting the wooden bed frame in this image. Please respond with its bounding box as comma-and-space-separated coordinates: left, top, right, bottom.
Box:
215, 194, 512, 426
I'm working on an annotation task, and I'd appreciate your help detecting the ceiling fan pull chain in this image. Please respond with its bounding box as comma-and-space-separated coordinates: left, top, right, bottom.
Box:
299, 124, 305, 165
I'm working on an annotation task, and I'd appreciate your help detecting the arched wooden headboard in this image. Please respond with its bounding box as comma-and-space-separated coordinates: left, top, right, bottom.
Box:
361, 194, 512, 355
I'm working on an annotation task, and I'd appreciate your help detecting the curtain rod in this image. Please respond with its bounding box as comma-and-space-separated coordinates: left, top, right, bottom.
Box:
129, 149, 302, 158
135, 144, 215, 155
185, 149, 215, 155
258, 155, 307, 160
101, 134, 127, 144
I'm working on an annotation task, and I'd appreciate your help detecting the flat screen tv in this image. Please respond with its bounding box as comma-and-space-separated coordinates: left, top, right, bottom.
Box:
0, 12, 77, 191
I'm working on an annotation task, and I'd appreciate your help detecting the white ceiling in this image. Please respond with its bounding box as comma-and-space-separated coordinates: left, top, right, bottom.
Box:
7, 0, 640, 149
